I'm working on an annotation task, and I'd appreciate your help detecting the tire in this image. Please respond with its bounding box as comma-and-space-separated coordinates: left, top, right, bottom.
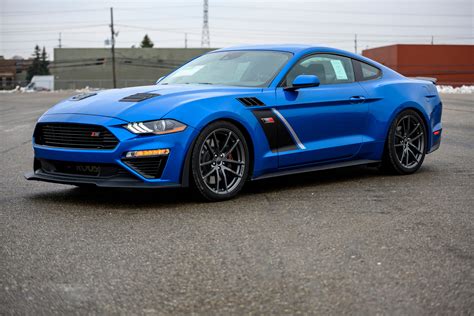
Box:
191, 121, 250, 201
383, 109, 427, 174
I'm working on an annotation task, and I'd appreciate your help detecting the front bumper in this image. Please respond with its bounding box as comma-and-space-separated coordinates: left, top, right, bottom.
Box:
26, 113, 196, 188
25, 169, 180, 188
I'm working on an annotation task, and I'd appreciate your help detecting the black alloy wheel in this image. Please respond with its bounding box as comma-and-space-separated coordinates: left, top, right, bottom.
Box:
384, 109, 427, 174
191, 121, 250, 201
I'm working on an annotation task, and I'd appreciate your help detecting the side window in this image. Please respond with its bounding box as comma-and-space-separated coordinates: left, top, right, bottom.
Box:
353, 60, 382, 81
284, 54, 355, 86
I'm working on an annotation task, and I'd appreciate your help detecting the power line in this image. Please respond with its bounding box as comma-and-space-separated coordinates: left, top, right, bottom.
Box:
207, 16, 471, 29
2, 16, 469, 34
1, 24, 107, 34
210, 4, 473, 18
207, 27, 474, 39
112, 23, 474, 40
0, 5, 202, 16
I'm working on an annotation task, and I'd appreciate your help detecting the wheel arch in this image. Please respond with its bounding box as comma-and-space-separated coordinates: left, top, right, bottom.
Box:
180, 117, 255, 187
383, 104, 432, 154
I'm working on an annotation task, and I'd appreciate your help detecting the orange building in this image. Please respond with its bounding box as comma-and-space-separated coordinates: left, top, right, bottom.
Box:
362, 44, 474, 86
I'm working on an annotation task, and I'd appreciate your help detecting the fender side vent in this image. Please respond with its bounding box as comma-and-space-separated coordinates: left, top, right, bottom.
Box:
237, 97, 265, 107
120, 93, 160, 102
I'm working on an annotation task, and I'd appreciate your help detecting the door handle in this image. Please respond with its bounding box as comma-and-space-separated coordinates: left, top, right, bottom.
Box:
349, 96, 366, 104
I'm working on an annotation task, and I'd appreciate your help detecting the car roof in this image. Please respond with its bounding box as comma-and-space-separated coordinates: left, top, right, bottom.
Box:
214, 44, 363, 59
213, 44, 395, 74
215, 44, 361, 54
215, 44, 314, 53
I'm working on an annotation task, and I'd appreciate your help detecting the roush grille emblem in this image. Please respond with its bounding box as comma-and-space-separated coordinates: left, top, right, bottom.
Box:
75, 165, 101, 173
90, 132, 101, 137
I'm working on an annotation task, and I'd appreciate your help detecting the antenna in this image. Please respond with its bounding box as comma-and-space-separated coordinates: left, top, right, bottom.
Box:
201, 0, 210, 48
58, 32, 62, 48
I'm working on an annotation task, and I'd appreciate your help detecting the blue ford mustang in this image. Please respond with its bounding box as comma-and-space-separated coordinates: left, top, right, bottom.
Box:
26, 45, 443, 201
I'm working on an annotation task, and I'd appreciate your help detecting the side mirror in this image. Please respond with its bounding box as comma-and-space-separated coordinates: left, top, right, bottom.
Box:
156, 76, 164, 84
285, 75, 320, 91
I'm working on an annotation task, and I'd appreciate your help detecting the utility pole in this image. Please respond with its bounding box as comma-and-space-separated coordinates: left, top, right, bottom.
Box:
58, 32, 62, 48
431, 36, 434, 45
110, 7, 117, 88
354, 34, 358, 54
185, 33, 188, 48
201, 0, 210, 48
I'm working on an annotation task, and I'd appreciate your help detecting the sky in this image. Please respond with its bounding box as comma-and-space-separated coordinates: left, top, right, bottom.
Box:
1, 0, 473, 60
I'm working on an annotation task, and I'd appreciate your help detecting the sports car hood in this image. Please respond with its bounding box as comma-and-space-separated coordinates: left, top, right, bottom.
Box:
45, 85, 261, 122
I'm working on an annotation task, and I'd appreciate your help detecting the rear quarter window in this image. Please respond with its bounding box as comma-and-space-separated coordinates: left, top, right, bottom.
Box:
353, 59, 382, 81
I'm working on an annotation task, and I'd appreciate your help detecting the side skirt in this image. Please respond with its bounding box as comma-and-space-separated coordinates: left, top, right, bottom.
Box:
251, 159, 380, 181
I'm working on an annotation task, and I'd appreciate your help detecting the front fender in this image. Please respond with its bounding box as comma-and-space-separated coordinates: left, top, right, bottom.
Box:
165, 93, 279, 180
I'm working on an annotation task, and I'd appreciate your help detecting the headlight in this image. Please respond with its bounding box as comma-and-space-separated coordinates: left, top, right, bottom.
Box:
124, 119, 187, 135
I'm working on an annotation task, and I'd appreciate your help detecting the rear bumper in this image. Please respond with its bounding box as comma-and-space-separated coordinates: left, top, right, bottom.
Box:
428, 128, 442, 154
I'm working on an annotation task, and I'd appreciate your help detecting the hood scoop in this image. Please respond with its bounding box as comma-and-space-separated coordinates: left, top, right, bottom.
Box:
120, 93, 160, 102
237, 97, 265, 107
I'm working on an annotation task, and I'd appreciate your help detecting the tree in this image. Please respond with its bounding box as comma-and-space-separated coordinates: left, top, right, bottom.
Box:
140, 34, 154, 48
41, 46, 49, 74
26, 45, 50, 81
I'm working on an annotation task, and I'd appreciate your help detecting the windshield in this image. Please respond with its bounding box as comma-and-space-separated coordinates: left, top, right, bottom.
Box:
159, 50, 292, 87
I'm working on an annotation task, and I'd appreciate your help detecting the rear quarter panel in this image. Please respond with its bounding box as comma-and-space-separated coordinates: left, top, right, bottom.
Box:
358, 78, 442, 159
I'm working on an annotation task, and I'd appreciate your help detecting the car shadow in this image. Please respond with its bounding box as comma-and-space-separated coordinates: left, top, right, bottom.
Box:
27, 165, 435, 210
28, 186, 196, 210
25, 166, 433, 211
242, 165, 382, 195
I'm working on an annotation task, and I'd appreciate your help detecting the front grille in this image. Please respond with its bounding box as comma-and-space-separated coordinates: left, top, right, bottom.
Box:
38, 159, 131, 178
122, 156, 168, 179
34, 123, 119, 150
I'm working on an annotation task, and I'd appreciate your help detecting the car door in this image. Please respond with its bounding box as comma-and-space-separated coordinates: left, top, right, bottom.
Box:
274, 54, 368, 168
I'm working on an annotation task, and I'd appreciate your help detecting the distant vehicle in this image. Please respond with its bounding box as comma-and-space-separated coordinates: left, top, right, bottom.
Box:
26, 45, 443, 201
25, 75, 54, 91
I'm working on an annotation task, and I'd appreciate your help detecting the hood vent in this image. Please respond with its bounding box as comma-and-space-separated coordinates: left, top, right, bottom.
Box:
120, 93, 160, 102
70, 92, 97, 101
237, 97, 265, 107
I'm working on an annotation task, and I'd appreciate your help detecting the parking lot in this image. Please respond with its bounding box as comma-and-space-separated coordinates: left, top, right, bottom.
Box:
1, 92, 473, 314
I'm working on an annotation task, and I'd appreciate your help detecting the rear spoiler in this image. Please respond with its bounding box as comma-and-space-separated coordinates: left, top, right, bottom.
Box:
410, 77, 438, 84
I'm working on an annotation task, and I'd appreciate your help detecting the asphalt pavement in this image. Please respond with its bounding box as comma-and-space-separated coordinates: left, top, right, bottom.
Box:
0, 92, 473, 315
